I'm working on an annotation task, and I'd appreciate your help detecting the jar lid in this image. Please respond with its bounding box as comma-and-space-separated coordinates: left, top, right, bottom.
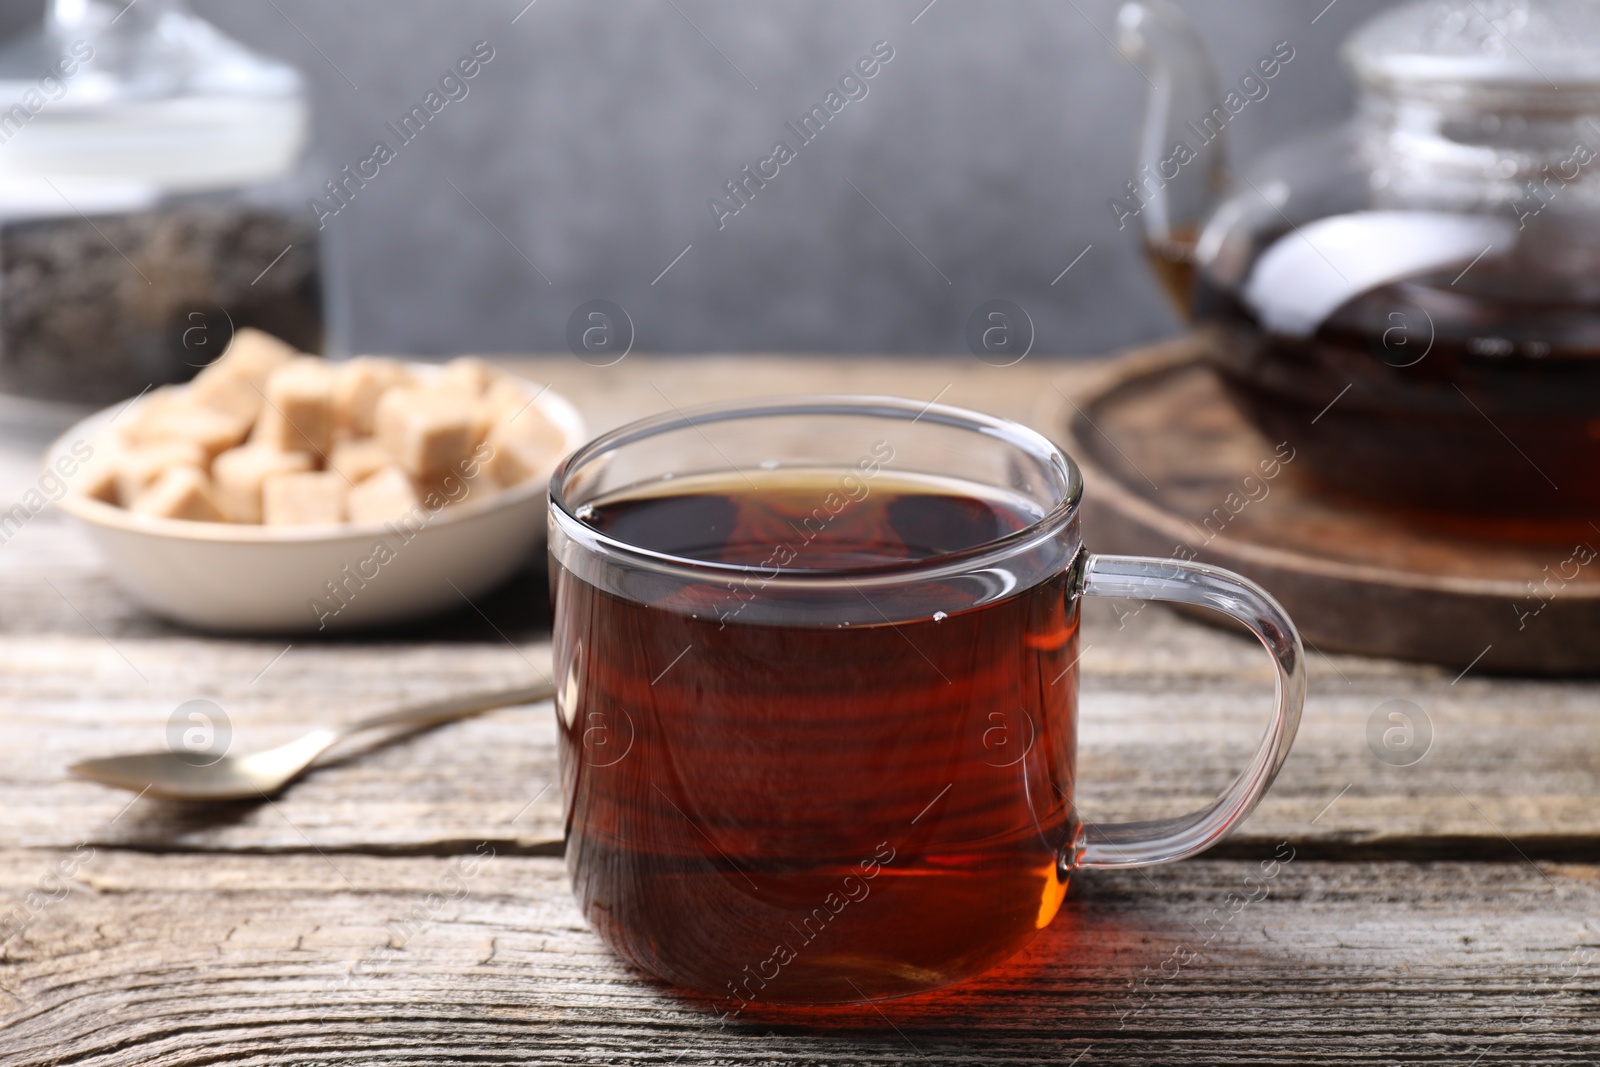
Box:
0, 0, 306, 196
1344, 0, 1600, 93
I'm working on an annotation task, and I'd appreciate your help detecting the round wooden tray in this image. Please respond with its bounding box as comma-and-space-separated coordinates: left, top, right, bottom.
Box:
1060, 343, 1600, 676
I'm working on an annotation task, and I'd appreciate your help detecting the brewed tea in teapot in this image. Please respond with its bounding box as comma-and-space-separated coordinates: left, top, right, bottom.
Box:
1122, 0, 1600, 516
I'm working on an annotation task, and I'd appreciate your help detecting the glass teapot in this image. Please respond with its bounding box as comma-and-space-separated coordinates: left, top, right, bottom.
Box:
1119, 0, 1600, 517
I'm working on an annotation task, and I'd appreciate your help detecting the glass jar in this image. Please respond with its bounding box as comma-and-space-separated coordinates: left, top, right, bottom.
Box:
0, 0, 325, 432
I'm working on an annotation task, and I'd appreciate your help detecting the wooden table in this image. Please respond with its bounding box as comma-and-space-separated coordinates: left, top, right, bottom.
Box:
2, 352, 1596, 1065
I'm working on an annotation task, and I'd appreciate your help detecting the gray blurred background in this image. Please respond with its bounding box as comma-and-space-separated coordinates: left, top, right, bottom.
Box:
21, 0, 1398, 356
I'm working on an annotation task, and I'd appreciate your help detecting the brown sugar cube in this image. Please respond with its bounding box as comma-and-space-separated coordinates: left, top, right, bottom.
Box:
438, 357, 501, 397
374, 388, 485, 480
114, 441, 207, 506
484, 432, 557, 488
211, 327, 299, 389
453, 463, 500, 506
261, 471, 346, 526
255, 358, 335, 459
187, 328, 299, 423
117, 386, 185, 445
484, 406, 567, 488
126, 401, 250, 460
130, 466, 225, 523
212, 446, 315, 523
494, 386, 559, 435
346, 466, 423, 524
188, 372, 263, 425
78, 460, 120, 504
70, 438, 122, 503
415, 456, 499, 511
482, 378, 536, 424
333, 357, 410, 437
122, 383, 248, 457
328, 438, 393, 485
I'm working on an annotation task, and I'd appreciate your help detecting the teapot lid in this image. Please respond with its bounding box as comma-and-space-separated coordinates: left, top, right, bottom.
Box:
1344, 0, 1600, 92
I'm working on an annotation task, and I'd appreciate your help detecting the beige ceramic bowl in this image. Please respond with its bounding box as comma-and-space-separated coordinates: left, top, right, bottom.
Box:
47, 365, 585, 634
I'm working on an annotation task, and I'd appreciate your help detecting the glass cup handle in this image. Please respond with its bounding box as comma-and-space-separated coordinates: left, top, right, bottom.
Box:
1064, 552, 1305, 870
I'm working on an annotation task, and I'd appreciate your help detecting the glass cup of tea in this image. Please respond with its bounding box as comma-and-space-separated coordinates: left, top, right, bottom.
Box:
547, 396, 1304, 1008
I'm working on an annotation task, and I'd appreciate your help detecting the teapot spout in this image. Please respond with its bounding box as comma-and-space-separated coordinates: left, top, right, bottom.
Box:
1116, 1, 1228, 309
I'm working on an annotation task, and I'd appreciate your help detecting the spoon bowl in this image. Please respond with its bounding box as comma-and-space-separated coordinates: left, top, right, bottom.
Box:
69, 683, 553, 802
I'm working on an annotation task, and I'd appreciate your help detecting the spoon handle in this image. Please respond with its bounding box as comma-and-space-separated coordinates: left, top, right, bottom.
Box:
341, 681, 558, 739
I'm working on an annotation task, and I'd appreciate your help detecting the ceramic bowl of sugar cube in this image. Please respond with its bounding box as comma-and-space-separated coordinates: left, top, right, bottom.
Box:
46, 330, 585, 634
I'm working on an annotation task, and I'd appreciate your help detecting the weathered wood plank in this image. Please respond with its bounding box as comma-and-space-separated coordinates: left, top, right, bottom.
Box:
0, 622, 567, 851
0, 352, 1595, 860
2, 548, 1598, 856
2, 850, 1598, 1065
2, 352, 1597, 1064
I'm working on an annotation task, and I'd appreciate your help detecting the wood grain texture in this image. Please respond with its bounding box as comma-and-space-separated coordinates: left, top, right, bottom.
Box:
2, 351, 1598, 1065
2, 851, 1598, 1066
0, 345, 1595, 858
4, 556, 1598, 857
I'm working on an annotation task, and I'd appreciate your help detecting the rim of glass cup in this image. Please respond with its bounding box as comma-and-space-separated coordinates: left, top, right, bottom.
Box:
548, 395, 1084, 584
